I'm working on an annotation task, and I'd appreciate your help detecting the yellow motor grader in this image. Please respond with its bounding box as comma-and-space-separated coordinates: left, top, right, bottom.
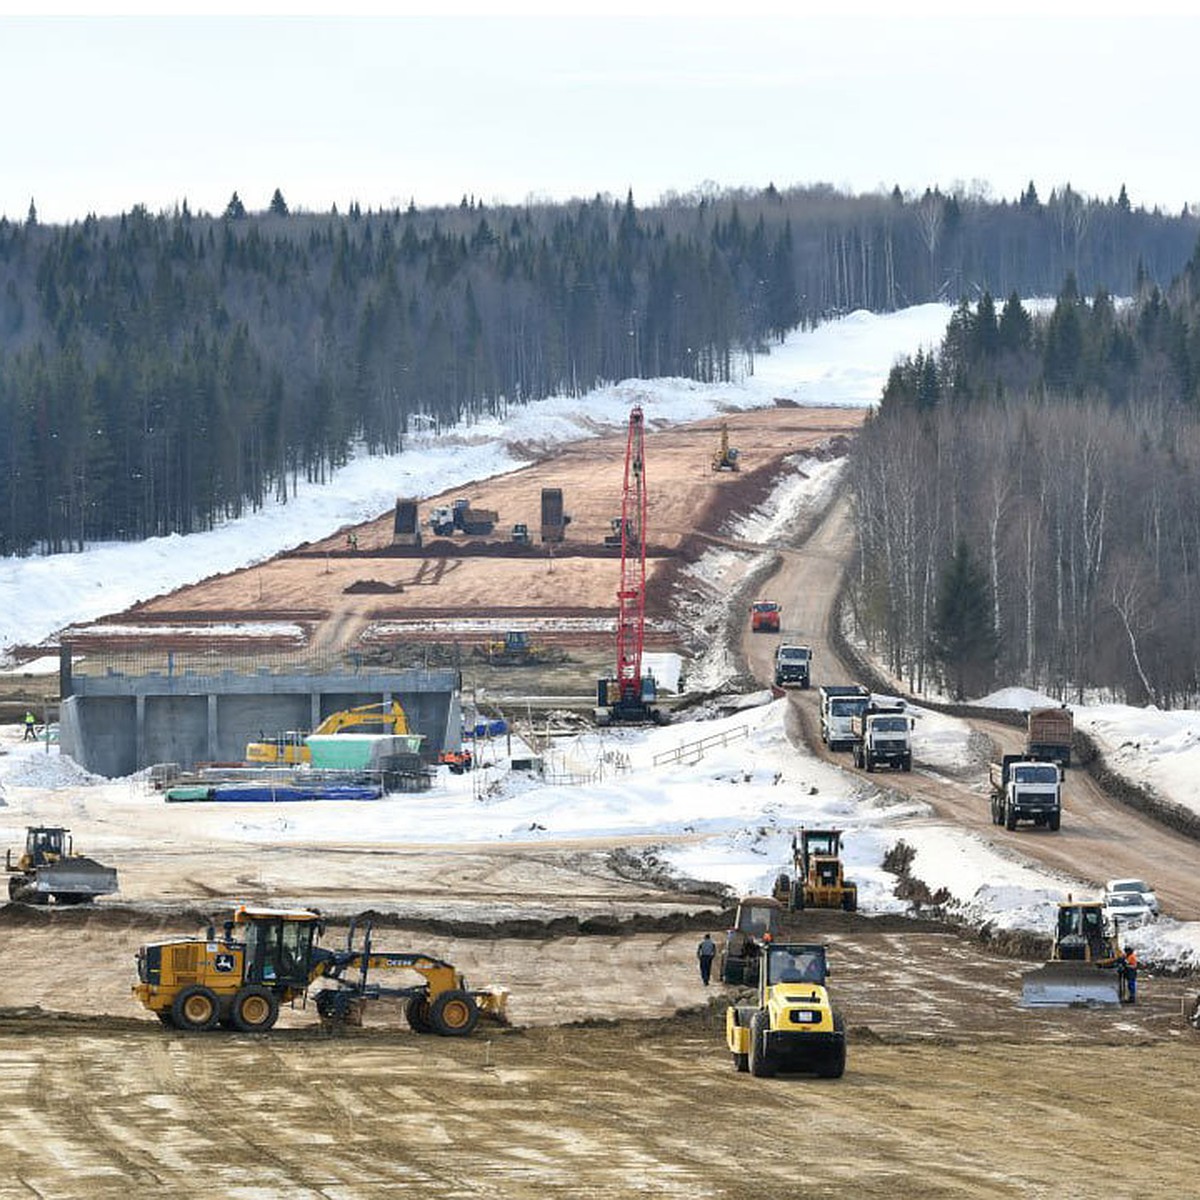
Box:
133, 905, 508, 1034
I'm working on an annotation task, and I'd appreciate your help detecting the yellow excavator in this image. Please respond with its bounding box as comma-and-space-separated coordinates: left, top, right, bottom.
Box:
712, 423, 740, 471
245, 700, 410, 765
133, 905, 509, 1034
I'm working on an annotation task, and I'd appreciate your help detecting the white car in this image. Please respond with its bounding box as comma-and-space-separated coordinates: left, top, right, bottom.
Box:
1105, 878, 1159, 916
1104, 890, 1156, 928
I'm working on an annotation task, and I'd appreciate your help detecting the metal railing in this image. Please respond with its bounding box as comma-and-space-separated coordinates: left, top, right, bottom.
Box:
652, 724, 749, 766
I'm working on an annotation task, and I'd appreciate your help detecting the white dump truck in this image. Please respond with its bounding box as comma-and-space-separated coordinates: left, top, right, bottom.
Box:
849, 701, 912, 772
989, 755, 1063, 831
818, 685, 870, 751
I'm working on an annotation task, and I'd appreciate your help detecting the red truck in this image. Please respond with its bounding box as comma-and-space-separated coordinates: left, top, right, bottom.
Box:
750, 600, 781, 633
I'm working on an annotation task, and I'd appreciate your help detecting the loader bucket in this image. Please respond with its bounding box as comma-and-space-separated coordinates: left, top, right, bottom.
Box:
1020, 961, 1122, 1007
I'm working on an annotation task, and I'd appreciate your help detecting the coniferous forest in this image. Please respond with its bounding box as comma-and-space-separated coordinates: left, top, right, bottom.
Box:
1, 182, 1196, 556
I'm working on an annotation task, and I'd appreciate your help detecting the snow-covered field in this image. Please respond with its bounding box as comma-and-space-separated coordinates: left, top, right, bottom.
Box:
3, 302, 1199, 968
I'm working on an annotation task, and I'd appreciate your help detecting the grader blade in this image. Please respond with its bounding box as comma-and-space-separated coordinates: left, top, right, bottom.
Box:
476, 987, 510, 1025
1021, 961, 1122, 1007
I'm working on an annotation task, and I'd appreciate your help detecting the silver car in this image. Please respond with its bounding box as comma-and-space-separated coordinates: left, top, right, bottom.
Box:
1104, 890, 1155, 928
1105, 877, 1159, 916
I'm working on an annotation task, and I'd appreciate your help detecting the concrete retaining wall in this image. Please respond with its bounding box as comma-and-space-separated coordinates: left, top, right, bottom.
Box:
59, 668, 461, 777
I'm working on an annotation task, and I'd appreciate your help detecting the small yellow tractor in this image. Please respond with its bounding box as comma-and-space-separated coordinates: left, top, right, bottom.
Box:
772, 828, 858, 912
718, 895, 783, 986
726, 940, 846, 1078
471, 630, 568, 667
245, 700, 411, 765
6, 826, 119, 905
132, 905, 508, 1034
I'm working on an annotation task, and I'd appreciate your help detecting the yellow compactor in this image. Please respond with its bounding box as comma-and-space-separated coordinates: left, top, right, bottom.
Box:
726, 941, 846, 1078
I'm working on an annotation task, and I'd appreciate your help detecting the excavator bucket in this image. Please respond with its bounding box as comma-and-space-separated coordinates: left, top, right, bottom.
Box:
1020, 961, 1122, 1007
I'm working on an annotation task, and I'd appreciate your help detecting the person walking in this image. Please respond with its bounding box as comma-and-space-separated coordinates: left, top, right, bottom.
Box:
22, 711, 37, 741
1122, 947, 1139, 1004
697, 934, 717, 986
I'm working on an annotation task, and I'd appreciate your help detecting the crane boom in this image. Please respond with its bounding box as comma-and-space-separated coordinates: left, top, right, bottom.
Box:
616, 406, 647, 703
594, 406, 663, 726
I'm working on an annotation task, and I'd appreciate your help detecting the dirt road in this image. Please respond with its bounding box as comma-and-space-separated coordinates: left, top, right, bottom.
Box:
744, 494, 1200, 923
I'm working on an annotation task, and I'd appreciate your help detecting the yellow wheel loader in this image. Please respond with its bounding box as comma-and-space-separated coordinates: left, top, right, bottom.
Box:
726, 941, 846, 1079
245, 700, 411, 765
1020, 898, 1124, 1007
771, 828, 858, 912
132, 905, 508, 1034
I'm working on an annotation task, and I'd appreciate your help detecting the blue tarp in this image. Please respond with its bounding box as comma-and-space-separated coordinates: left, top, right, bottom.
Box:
464, 719, 507, 739
166, 784, 383, 803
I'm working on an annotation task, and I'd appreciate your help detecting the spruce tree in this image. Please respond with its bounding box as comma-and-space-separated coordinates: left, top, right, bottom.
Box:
930, 539, 996, 700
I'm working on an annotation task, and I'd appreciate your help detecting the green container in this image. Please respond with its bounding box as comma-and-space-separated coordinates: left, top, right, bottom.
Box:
165, 786, 214, 803
305, 733, 424, 770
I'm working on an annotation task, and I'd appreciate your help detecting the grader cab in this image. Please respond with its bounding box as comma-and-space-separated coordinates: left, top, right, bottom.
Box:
718, 895, 783, 986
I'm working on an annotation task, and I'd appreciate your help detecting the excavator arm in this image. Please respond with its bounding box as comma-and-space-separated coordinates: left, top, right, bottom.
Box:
314, 700, 410, 736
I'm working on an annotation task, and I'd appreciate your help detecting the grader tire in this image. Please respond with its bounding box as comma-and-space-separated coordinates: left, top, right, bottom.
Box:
405, 996, 435, 1034
171, 985, 221, 1032
231, 985, 279, 1033
430, 989, 480, 1037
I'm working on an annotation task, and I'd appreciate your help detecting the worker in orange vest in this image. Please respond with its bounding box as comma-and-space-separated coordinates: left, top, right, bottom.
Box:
1120, 947, 1139, 1004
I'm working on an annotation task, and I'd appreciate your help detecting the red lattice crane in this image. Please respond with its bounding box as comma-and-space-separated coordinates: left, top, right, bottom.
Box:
616, 406, 647, 704
596, 406, 664, 725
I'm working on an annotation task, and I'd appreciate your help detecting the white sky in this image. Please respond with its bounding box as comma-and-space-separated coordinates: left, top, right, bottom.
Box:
2, 6, 1199, 224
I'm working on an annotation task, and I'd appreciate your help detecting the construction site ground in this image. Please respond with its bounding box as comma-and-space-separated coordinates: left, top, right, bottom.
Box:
3, 406, 1200, 1198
